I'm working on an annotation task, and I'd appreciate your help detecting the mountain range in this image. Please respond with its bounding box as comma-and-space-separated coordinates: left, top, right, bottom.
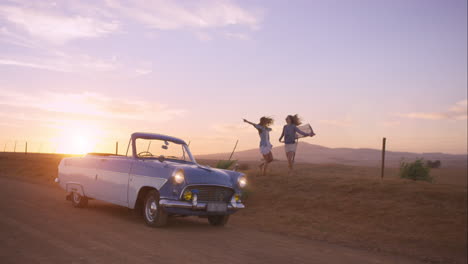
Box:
197, 142, 467, 168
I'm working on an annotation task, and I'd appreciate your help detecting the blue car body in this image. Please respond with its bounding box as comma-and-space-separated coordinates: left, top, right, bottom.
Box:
57, 132, 245, 222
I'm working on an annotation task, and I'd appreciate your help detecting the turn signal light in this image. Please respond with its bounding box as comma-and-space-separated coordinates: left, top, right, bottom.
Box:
183, 190, 193, 201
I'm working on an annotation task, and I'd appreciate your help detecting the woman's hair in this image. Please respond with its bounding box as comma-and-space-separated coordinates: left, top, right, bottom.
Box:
259, 116, 274, 127
257, 116, 274, 134
286, 114, 302, 126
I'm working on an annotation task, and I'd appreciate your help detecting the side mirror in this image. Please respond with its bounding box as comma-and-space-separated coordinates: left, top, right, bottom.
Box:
158, 155, 165, 162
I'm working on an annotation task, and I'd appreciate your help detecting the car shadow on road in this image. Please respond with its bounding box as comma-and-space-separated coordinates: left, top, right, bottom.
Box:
81, 201, 228, 231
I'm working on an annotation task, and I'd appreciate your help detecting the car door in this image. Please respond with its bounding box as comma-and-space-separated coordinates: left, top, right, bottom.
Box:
96, 157, 132, 207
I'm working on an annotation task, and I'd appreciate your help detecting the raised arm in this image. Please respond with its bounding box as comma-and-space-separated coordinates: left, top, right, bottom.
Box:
295, 126, 312, 136
243, 118, 256, 126
243, 119, 264, 131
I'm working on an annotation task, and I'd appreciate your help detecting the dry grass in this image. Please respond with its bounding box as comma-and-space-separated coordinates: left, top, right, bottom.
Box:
231, 161, 467, 263
0, 153, 76, 183
1, 153, 466, 263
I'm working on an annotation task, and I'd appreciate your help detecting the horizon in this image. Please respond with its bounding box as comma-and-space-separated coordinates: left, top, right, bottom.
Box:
1, 0, 467, 155
198, 141, 468, 156
2, 139, 466, 157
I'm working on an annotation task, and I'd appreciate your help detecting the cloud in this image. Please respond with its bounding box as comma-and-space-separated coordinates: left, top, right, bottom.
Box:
223, 32, 250, 40
0, 1, 263, 45
0, 53, 119, 73
134, 69, 153, 76
0, 5, 118, 44
105, 0, 262, 31
0, 26, 39, 48
0, 58, 66, 72
319, 119, 353, 127
0, 91, 185, 123
399, 100, 467, 121
0, 0, 262, 73
0, 51, 154, 75
194, 31, 213, 41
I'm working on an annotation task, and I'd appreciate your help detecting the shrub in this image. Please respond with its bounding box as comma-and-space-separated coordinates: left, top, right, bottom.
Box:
215, 160, 236, 169
400, 159, 432, 182
426, 160, 441, 168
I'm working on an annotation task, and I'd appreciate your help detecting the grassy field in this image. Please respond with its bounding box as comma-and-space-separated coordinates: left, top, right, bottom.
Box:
1, 153, 466, 263
230, 161, 467, 263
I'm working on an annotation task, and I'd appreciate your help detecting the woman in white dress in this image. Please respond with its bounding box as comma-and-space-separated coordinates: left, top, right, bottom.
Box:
243, 117, 274, 176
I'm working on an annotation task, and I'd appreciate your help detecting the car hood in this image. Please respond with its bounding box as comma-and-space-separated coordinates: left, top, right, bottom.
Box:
166, 161, 236, 187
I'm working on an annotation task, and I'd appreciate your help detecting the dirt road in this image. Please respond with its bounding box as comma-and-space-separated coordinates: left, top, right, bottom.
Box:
0, 177, 421, 264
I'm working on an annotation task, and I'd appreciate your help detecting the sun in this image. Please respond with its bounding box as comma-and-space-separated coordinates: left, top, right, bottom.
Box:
69, 134, 93, 154
54, 123, 100, 155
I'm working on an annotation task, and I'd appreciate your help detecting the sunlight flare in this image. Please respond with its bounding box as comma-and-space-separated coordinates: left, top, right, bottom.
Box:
54, 123, 101, 154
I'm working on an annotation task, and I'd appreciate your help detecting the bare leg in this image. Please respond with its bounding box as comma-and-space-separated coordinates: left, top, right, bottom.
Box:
291, 152, 296, 175
267, 152, 273, 162
257, 162, 264, 176
286, 152, 293, 170
262, 152, 273, 176
258, 162, 265, 169
291, 151, 296, 170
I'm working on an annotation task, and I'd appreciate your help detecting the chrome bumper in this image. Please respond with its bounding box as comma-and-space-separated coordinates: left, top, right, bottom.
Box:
159, 199, 245, 210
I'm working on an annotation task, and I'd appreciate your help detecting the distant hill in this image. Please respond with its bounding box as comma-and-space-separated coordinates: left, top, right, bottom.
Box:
196, 142, 467, 168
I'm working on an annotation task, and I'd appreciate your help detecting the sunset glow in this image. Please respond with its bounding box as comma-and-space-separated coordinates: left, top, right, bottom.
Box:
0, 0, 466, 155
56, 134, 92, 155
54, 123, 101, 155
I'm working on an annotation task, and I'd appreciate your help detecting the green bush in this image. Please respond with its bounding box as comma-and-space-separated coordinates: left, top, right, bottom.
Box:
215, 160, 236, 169
399, 159, 432, 182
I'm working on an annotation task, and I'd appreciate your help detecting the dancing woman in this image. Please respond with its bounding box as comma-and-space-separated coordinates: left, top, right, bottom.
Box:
243, 117, 274, 176
279, 114, 315, 174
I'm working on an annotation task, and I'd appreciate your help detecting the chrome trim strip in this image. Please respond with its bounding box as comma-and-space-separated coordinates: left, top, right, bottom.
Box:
159, 199, 245, 210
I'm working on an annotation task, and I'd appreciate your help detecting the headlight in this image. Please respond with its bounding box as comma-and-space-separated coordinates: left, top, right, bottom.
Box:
238, 176, 247, 188
173, 169, 185, 184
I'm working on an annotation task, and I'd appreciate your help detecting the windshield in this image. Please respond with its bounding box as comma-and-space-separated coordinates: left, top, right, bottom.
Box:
135, 138, 195, 163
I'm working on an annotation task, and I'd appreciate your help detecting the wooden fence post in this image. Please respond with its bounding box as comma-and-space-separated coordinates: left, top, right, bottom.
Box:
381, 137, 386, 179
116, 141, 118, 155
25, 141, 28, 155
14, 141, 16, 153
228, 139, 239, 161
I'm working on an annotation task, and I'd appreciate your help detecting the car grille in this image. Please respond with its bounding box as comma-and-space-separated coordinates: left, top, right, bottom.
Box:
185, 185, 234, 202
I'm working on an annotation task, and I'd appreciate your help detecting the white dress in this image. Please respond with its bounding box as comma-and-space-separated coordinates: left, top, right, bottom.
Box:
254, 124, 273, 155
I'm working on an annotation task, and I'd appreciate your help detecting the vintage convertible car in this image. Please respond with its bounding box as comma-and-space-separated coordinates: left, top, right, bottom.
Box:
55, 132, 246, 227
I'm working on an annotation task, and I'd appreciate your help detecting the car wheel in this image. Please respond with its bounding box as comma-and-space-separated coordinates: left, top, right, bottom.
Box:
208, 215, 229, 226
71, 191, 88, 208
143, 190, 168, 227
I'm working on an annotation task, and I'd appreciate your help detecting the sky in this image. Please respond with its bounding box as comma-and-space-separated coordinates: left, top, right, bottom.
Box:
0, 0, 466, 155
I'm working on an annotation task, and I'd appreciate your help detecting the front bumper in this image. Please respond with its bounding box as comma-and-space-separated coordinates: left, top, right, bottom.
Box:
160, 199, 245, 210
